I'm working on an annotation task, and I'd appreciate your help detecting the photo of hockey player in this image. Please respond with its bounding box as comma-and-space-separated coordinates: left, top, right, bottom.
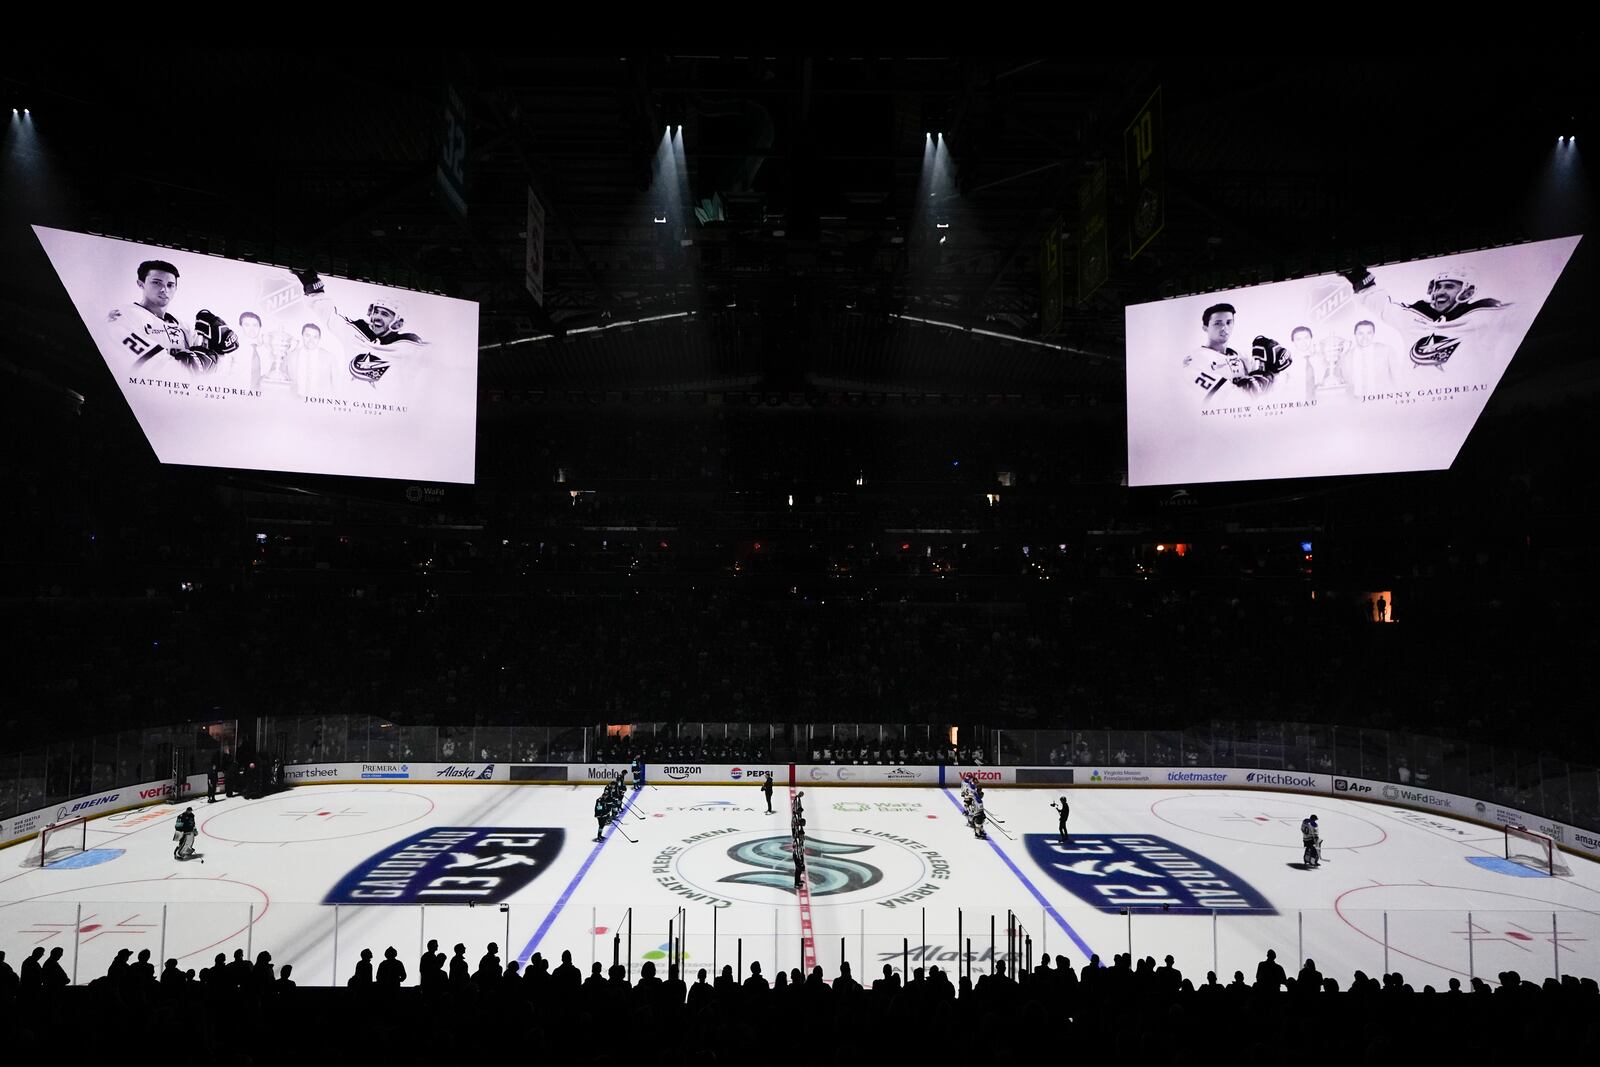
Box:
104, 260, 238, 377
1179, 303, 1292, 408
1340, 263, 1511, 376
1124, 234, 1579, 486
292, 270, 429, 403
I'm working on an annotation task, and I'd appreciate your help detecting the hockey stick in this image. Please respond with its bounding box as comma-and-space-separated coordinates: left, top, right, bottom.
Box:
612, 824, 638, 844
988, 821, 1014, 841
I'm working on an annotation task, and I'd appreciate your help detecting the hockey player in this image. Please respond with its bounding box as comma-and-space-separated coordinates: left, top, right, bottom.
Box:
1051, 796, 1071, 844
1180, 303, 1291, 407
970, 801, 987, 840
1340, 263, 1511, 375
291, 270, 429, 400
106, 260, 238, 376
173, 807, 198, 861
594, 792, 611, 843
631, 755, 646, 788
793, 841, 807, 889
1301, 815, 1321, 868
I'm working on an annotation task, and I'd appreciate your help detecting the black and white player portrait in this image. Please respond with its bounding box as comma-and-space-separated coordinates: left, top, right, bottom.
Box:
1180, 302, 1292, 407
1125, 235, 1579, 486
1341, 263, 1511, 375
105, 260, 238, 376
293, 270, 430, 401
39, 222, 518, 483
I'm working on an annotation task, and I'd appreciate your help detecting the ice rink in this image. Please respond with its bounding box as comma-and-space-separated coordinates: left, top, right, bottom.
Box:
5, 780, 1599, 988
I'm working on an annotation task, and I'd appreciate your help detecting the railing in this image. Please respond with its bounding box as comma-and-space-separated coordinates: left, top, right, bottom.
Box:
2, 899, 1591, 990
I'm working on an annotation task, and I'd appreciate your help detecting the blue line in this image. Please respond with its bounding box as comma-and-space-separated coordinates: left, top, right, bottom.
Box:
518, 784, 642, 965
939, 787, 1096, 962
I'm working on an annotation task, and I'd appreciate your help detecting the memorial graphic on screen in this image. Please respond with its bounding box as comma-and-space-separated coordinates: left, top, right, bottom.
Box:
34, 225, 479, 484
1125, 236, 1581, 486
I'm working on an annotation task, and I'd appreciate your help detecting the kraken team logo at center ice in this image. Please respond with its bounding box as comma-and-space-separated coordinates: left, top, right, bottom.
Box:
1025, 833, 1273, 915
721, 836, 882, 896
656, 827, 950, 909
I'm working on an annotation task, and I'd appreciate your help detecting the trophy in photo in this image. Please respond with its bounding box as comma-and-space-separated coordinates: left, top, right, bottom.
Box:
259, 329, 299, 391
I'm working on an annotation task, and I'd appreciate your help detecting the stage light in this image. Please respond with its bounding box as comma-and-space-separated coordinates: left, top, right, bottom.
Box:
653, 215, 667, 224
1156, 544, 1166, 552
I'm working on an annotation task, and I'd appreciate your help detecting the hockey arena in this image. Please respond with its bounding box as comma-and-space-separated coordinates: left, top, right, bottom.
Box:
5, 777, 1596, 989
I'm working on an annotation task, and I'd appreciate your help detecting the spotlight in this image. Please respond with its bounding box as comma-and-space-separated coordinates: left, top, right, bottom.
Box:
653, 216, 667, 224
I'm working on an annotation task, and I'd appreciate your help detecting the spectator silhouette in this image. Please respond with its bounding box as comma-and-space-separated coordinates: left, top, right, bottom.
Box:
376, 946, 406, 990
1254, 949, 1286, 991
348, 949, 374, 988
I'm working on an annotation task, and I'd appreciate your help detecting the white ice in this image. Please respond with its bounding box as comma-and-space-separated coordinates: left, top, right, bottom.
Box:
4, 782, 1598, 988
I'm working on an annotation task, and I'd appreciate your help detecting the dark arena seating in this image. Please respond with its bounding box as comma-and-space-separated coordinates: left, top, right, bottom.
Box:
3, 51, 1597, 1060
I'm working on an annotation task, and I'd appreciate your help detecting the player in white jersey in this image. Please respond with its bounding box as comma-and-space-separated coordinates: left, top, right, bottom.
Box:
105, 260, 237, 375
1341, 264, 1511, 374
291, 270, 428, 401
1181, 303, 1291, 407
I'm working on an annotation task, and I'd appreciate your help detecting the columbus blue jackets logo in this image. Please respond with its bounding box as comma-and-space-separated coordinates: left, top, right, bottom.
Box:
350, 351, 392, 385
1026, 833, 1273, 914
1410, 333, 1461, 369
720, 835, 882, 896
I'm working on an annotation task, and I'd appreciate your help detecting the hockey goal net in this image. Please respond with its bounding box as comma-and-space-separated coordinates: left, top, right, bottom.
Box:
27, 816, 89, 868
1505, 824, 1565, 876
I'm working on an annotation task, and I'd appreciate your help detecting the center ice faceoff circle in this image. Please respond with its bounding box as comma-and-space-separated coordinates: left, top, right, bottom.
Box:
657, 826, 949, 909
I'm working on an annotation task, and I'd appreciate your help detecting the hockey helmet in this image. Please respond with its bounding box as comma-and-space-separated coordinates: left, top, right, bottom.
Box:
1427, 266, 1476, 305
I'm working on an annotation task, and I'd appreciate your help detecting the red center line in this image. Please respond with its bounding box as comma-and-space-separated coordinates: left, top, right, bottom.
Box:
788, 781, 817, 975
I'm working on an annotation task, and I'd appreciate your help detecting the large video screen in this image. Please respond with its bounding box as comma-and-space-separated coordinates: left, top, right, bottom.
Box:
1125, 236, 1581, 486
35, 225, 479, 484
